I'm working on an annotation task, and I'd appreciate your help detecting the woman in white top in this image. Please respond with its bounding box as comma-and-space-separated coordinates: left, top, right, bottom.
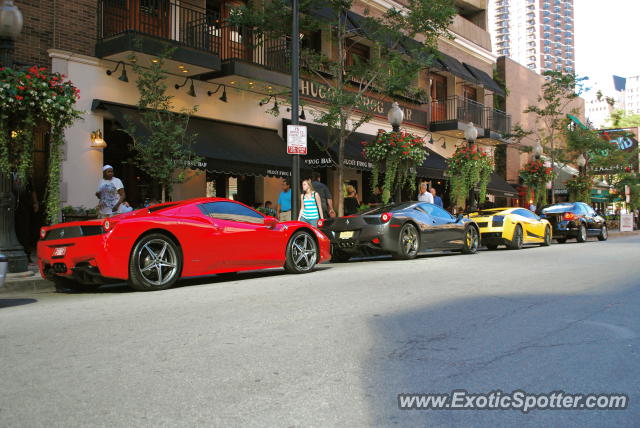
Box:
417, 182, 434, 203
298, 179, 324, 226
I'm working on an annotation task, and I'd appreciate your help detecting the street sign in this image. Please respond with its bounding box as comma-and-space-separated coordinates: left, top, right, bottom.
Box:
620, 213, 634, 232
287, 125, 307, 155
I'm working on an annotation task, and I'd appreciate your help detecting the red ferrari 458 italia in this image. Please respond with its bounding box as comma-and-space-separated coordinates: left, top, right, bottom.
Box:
37, 198, 331, 291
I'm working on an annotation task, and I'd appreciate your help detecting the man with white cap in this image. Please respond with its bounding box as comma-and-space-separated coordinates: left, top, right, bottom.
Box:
95, 165, 125, 218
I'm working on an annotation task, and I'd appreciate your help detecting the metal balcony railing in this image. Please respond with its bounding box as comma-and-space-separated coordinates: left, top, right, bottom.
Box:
431, 96, 511, 135
97, 0, 290, 73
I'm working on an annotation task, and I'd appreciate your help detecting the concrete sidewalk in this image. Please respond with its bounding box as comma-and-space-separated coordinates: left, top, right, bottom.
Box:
2, 229, 639, 296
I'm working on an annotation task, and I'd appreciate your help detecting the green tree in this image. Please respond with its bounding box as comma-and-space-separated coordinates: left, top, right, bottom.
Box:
524, 71, 586, 203
126, 49, 202, 202
607, 109, 640, 128
230, 0, 456, 214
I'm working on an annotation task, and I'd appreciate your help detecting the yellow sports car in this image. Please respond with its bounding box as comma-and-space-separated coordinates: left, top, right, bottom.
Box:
469, 207, 552, 250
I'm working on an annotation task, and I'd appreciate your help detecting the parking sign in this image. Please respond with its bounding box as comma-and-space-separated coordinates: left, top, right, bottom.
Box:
287, 125, 307, 155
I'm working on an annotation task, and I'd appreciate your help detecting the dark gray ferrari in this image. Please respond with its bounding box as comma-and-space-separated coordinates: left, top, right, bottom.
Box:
317, 202, 480, 262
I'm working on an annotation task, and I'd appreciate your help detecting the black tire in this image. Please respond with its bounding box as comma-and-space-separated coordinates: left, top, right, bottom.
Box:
508, 224, 523, 250
485, 244, 498, 251
330, 249, 351, 263
128, 233, 182, 291
541, 226, 551, 246
52, 276, 99, 293
393, 223, 420, 260
576, 224, 587, 243
556, 238, 567, 244
284, 230, 319, 273
597, 224, 608, 241
462, 226, 479, 254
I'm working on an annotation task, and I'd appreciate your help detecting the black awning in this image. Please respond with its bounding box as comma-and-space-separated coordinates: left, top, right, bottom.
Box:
283, 119, 375, 170
93, 100, 292, 177
487, 173, 518, 198
417, 147, 447, 179
463, 63, 505, 96
435, 52, 478, 84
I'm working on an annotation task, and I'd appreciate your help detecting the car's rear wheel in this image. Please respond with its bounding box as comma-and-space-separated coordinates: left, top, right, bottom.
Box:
576, 224, 587, 243
598, 225, 608, 241
52, 277, 99, 293
330, 248, 351, 263
556, 238, 567, 244
485, 244, 498, 251
541, 226, 551, 246
393, 223, 419, 260
284, 230, 318, 273
462, 226, 479, 254
508, 224, 523, 250
129, 233, 182, 291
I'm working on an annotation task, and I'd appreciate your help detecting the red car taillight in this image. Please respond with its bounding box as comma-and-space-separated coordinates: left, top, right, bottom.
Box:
380, 212, 393, 223
317, 218, 325, 228
563, 212, 575, 221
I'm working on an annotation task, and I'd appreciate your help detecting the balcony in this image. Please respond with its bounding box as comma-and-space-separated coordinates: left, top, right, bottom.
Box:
96, 0, 291, 88
430, 96, 511, 140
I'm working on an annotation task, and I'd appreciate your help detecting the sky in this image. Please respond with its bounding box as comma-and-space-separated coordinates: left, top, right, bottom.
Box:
575, 0, 640, 84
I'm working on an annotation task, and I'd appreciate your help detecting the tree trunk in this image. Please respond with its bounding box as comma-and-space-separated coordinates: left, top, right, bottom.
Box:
161, 185, 166, 203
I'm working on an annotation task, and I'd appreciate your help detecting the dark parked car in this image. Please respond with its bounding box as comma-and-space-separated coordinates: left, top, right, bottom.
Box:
540, 202, 608, 243
317, 202, 480, 262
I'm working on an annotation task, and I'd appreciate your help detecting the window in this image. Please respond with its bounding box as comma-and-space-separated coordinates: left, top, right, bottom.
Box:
346, 40, 370, 67
419, 204, 454, 220
514, 209, 538, 220
198, 201, 264, 223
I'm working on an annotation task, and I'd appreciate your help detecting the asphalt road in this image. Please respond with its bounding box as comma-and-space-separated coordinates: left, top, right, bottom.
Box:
1, 235, 639, 427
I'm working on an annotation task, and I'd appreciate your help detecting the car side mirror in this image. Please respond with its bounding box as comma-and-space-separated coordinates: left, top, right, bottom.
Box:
264, 216, 278, 229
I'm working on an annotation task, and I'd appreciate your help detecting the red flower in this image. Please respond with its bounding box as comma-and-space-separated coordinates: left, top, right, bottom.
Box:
15, 95, 23, 100
25, 74, 31, 79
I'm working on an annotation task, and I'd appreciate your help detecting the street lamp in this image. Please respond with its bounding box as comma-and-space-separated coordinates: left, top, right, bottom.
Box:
576, 153, 586, 176
0, 0, 23, 66
464, 122, 478, 211
0, 0, 26, 273
534, 140, 543, 159
387, 102, 404, 133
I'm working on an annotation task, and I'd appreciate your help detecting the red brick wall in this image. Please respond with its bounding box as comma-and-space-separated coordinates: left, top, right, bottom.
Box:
14, 0, 97, 68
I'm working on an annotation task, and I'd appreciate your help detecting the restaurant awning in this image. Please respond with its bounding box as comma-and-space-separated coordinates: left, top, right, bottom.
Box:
92, 100, 292, 177
418, 147, 447, 179
463, 63, 505, 96
487, 173, 518, 198
435, 52, 478, 84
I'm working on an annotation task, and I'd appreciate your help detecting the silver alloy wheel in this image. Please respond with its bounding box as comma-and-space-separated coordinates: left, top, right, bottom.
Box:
291, 232, 317, 271
579, 225, 587, 241
136, 238, 179, 286
465, 227, 479, 252
602, 225, 608, 239
402, 224, 419, 256
544, 227, 551, 245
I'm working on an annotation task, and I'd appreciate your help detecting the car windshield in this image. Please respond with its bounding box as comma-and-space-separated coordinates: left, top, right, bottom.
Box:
361, 202, 415, 215
542, 203, 575, 213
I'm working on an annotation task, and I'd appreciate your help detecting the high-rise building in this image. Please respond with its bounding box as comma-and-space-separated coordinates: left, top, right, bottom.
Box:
489, 0, 574, 74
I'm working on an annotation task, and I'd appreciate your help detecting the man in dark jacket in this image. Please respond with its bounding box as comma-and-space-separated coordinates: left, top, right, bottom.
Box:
311, 172, 335, 218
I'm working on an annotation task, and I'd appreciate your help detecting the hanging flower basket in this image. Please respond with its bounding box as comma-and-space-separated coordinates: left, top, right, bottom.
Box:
447, 144, 493, 208
0, 66, 81, 224
519, 159, 555, 207
362, 130, 427, 203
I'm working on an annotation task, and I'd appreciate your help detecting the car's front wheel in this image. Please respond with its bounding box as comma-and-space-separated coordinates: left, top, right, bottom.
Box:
508, 224, 524, 250
393, 223, 420, 260
128, 233, 182, 291
284, 230, 318, 273
462, 226, 479, 254
598, 225, 608, 241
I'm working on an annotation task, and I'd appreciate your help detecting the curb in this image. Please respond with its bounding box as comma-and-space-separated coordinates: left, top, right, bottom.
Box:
1, 275, 55, 295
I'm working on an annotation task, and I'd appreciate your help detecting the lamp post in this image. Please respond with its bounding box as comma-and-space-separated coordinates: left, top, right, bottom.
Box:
576, 153, 586, 176
534, 139, 543, 159
387, 102, 404, 201
0, 0, 27, 273
464, 122, 478, 211
290, 0, 301, 219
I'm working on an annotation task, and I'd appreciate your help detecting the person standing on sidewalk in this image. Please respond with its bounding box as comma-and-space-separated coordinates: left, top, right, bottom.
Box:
418, 182, 433, 203
311, 172, 335, 218
96, 165, 125, 218
430, 187, 443, 208
298, 179, 323, 226
276, 179, 292, 221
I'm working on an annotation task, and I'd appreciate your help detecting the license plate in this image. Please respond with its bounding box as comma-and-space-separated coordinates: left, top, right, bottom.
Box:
340, 231, 354, 239
52, 247, 66, 257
